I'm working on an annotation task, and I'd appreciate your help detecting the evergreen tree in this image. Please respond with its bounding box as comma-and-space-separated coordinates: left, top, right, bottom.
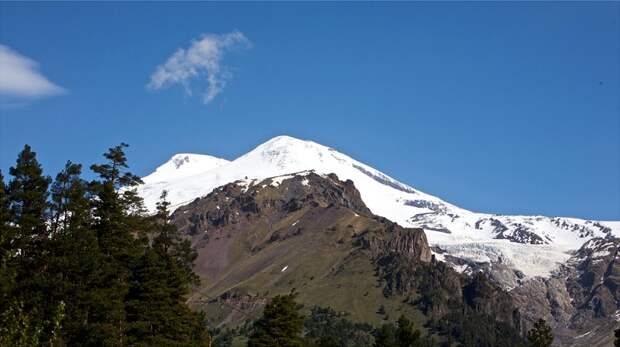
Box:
248, 293, 305, 347
90, 142, 145, 259
527, 319, 553, 347
0, 299, 66, 347
6, 145, 54, 334
315, 335, 342, 347
126, 247, 208, 346
126, 191, 208, 346
87, 143, 146, 345
0, 300, 43, 347
374, 323, 398, 347
7, 145, 51, 255
49, 161, 89, 234
1, 144, 211, 346
304, 306, 374, 347
0, 171, 15, 310
45, 161, 105, 344
396, 315, 421, 347
0, 171, 11, 238
153, 190, 198, 286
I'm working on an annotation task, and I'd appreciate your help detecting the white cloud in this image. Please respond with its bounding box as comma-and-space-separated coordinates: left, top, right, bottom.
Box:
148, 31, 250, 104
0, 44, 65, 99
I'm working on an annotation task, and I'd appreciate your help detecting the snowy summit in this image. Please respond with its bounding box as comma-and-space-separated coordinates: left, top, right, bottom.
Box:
136, 135, 620, 280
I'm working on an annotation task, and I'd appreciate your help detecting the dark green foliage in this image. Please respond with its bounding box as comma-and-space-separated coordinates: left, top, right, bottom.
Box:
315, 335, 342, 347
374, 315, 423, 347
429, 310, 525, 347
5, 145, 56, 338
49, 161, 89, 234
211, 328, 237, 347
43, 161, 106, 344
126, 248, 208, 346
125, 191, 206, 346
374, 323, 398, 347
396, 315, 421, 347
304, 306, 374, 347
527, 319, 553, 347
0, 300, 44, 346
0, 170, 16, 311
0, 144, 210, 346
378, 253, 461, 319
0, 171, 11, 233
210, 323, 252, 347
153, 190, 199, 287
248, 293, 305, 347
85, 144, 147, 344
7, 145, 52, 251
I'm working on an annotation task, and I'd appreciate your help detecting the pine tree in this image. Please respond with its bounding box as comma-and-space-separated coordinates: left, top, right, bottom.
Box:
1, 144, 211, 346
374, 323, 398, 347
50, 161, 89, 234
7, 145, 51, 255
0, 171, 16, 315
87, 143, 146, 345
315, 335, 341, 347
45, 161, 105, 344
126, 191, 208, 346
248, 293, 305, 347
153, 190, 174, 253
527, 319, 554, 347
0, 300, 43, 346
126, 247, 208, 346
396, 315, 421, 347
0, 170, 11, 235
90, 143, 145, 258
6, 145, 53, 333
153, 190, 198, 286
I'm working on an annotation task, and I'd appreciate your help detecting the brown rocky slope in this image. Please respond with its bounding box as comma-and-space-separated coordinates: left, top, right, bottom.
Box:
171, 171, 523, 343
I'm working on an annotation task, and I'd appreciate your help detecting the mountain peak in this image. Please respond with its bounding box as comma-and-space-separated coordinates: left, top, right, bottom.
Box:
252, 135, 327, 156
136, 136, 619, 280
262, 135, 309, 145
142, 153, 229, 185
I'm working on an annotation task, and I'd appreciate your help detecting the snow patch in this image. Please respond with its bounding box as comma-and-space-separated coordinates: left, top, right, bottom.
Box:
574, 330, 592, 339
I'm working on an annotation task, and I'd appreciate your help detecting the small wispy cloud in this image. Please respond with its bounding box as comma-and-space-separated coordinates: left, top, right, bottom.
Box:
147, 31, 251, 104
0, 44, 65, 99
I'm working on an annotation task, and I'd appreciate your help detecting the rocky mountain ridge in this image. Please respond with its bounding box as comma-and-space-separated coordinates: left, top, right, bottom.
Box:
170, 172, 525, 345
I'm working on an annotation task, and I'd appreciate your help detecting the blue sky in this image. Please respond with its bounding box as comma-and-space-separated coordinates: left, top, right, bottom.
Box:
0, 2, 618, 220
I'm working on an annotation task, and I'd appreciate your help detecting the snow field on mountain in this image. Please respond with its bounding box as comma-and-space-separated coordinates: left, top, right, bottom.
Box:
136, 136, 620, 279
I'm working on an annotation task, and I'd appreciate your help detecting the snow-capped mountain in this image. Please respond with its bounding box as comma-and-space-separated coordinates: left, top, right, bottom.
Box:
136, 135, 620, 279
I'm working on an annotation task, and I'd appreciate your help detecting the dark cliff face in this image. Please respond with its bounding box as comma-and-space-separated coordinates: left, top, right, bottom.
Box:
569, 237, 620, 318
173, 172, 371, 238
510, 236, 620, 347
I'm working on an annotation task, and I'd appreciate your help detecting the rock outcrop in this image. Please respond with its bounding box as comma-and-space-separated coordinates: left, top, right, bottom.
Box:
510, 236, 620, 346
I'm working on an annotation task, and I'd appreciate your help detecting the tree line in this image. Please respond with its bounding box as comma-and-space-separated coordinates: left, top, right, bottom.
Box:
0, 144, 209, 346
212, 293, 558, 347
